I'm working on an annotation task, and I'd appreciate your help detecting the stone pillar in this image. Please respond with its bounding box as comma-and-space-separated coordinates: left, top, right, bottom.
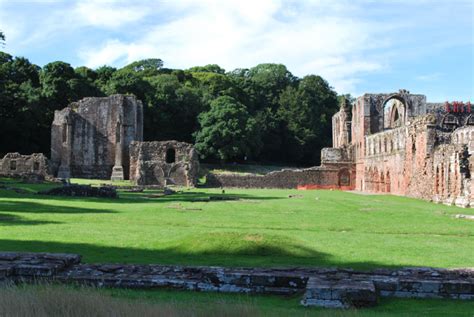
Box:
57, 120, 72, 179
111, 120, 125, 181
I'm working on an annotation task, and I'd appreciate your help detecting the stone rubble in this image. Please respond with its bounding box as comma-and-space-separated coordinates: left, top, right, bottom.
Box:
37, 184, 118, 199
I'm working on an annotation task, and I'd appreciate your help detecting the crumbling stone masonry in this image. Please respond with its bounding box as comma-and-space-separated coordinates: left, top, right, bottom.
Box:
129, 141, 199, 187
50, 95, 143, 180
209, 90, 474, 207
206, 146, 355, 190
0, 153, 49, 179
1, 252, 473, 309
330, 89, 474, 207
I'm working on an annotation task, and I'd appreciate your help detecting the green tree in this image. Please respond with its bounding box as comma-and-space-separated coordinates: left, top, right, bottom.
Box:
104, 68, 150, 102
194, 96, 260, 161
279, 75, 338, 164
0, 53, 43, 154
188, 64, 225, 74
122, 58, 164, 77
40, 61, 78, 109
145, 74, 203, 142
248, 63, 297, 110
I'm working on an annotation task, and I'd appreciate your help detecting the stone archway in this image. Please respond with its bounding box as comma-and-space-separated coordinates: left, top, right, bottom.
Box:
383, 96, 406, 130
338, 169, 351, 187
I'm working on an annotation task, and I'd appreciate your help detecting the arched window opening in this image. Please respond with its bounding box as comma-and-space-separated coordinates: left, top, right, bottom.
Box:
383, 97, 405, 130
166, 148, 176, 163
338, 169, 350, 187
10, 160, 16, 171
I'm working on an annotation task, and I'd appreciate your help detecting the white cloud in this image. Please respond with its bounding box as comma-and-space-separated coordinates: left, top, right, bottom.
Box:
1, 0, 470, 97
73, 1, 149, 28
78, 0, 395, 93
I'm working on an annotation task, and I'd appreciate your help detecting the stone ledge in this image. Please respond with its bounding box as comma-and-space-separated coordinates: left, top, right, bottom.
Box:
0, 252, 472, 309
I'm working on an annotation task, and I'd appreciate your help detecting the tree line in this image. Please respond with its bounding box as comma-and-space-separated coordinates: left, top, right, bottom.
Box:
0, 48, 342, 166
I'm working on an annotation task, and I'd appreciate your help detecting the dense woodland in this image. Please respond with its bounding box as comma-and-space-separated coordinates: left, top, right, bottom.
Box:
0, 31, 344, 165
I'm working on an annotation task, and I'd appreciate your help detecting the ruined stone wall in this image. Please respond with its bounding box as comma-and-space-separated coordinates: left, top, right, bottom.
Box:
51, 95, 143, 179
206, 165, 355, 190
129, 141, 199, 187
2, 252, 473, 309
332, 110, 351, 148
0, 153, 49, 178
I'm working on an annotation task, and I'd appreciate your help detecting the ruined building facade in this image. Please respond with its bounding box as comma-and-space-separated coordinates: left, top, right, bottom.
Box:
129, 141, 199, 187
329, 89, 473, 207
0, 153, 49, 178
51, 95, 143, 180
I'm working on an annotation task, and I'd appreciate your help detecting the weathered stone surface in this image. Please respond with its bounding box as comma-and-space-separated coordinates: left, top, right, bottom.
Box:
129, 141, 199, 187
37, 184, 117, 198
0, 252, 473, 309
207, 90, 474, 207
206, 165, 355, 190
0, 152, 49, 180
302, 278, 377, 308
50, 95, 143, 180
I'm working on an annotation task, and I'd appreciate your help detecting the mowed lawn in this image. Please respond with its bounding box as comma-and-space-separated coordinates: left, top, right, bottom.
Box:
0, 178, 473, 269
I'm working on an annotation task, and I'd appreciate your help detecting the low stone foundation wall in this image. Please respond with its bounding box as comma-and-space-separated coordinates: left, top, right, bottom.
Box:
206, 167, 355, 190
1, 252, 472, 309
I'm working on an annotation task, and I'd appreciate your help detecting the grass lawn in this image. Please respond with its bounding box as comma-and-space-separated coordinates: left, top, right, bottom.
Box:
0, 178, 472, 269
0, 177, 473, 315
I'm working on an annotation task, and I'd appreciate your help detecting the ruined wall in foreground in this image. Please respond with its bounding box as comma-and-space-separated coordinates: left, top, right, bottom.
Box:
1, 252, 473, 309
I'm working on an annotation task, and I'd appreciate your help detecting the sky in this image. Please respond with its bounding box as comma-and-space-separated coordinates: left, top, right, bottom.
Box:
0, 0, 472, 101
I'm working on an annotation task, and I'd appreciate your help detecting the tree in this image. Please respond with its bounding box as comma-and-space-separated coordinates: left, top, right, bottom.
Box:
40, 61, 78, 109
0, 31, 5, 45
188, 64, 225, 74
104, 68, 150, 102
248, 63, 297, 110
194, 96, 260, 161
278, 75, 338, 164
145, 74, 203, 142
0, 53, 43, 154
122, 58, 163, 77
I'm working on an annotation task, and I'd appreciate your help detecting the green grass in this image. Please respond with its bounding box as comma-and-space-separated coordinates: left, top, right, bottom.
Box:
0, 178, 473, 315
0, 178, 473, 269
108, 288, 474, 317
3, 284, 474, 317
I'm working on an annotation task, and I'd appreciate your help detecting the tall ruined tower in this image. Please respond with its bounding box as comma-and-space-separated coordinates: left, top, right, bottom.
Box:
51, 95, 143, 180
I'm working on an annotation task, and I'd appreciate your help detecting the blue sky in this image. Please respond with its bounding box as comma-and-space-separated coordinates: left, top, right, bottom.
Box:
0, 0, 472, 101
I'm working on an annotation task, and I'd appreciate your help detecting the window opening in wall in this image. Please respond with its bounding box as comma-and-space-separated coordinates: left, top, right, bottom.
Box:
166, 148, 176, 163
62, 124, 67, 143
33, 162, 39, 171
116, 122, 121, 143
10, 160, 16, 171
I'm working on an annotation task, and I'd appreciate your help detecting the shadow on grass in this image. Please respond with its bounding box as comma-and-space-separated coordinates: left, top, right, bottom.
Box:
118, 191, 284, 204
0, 238, 405, 271
0, 200, 117, 214
16, 191, 282, 205
0, 214, 61, 226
